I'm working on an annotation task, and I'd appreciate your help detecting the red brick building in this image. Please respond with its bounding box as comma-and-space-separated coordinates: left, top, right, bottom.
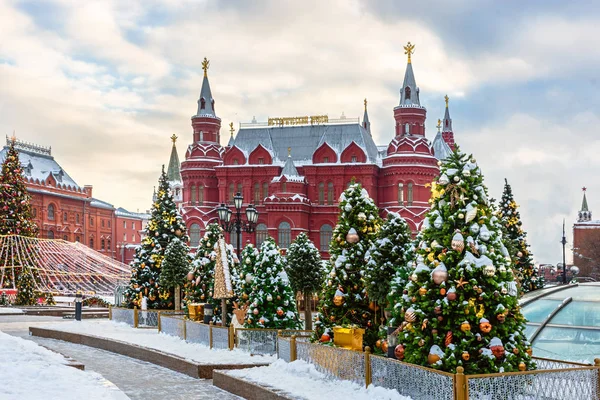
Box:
0, 137, 149, 264
176, 47, 456, 257
573, 189, 600, 279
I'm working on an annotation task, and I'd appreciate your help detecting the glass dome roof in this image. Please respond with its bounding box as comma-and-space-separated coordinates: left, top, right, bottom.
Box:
520, 283, 600, 364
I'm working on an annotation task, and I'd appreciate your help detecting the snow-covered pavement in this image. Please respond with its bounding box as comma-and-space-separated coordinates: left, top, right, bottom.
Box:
0, 330, 129, 400
0, 306, 23, 314
45, 320, 275, 365
227, 359, 412, 400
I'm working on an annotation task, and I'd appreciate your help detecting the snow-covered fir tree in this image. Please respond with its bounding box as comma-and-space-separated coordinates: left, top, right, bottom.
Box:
159, 238, 191, 309
15, 265, 37, 306
237, 243, 259, 304
184, 223, 239, 324
245, 237, 301, 329
387, 239, 417, 328
499, 179, 543, 293
124, 166, 189, 309
286, 232, 323, 330
313, 182, 382, 348
364, 212, 412, 326
392, 150, 535, 374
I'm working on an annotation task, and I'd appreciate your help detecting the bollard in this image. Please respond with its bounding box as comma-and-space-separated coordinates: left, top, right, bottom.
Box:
290, 335, 297, 362
455, 366, 467, 400
108, 304, 112, 320
133, 306, 139, 328
364, 347, 372, 388
74, 291, 82, 321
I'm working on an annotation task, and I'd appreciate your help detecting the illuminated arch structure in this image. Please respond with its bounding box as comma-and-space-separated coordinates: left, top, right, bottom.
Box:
0, 235, 129, 296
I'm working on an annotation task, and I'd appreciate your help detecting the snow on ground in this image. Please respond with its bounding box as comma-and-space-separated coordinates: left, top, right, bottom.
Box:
47, 320, 275, 365
227, 359, 412, 400
0, 330, 128, 400
0, 307, 23, 314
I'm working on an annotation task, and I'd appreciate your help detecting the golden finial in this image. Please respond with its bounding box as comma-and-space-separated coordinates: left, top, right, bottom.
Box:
170, 134, 177, 144
404, 42, 415, 64
444, 94, 449, 108
10, 130, 16, 143
229, 122, 234, 136
201, 57, 210, 77
437, 119, 442, 132
364, 98, 367, 111
288, 147, 291, 157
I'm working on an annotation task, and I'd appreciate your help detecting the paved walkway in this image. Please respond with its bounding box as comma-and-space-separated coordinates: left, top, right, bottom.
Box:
2, 316, 241, 400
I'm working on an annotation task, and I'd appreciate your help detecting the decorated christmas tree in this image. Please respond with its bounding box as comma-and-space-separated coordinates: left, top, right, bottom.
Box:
245, 237, 301, 329
237, 243, 259, 305
15, 265, 37, 305
313, 182, 382, 348
159, 238, 191, 310
364, 211, 412, 326
124, 166, 189, 309
0, 137, 38, 237
286, 232, 323, 330
387, 240, 417, 328
184, 223, 239, 324
392, 150, 535, 374
499, 179, 543, 293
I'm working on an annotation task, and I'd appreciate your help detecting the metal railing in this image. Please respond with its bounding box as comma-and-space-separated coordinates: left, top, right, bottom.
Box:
109, 306, 181, 328
278, 336, 600, 400
236, 329, 312, 356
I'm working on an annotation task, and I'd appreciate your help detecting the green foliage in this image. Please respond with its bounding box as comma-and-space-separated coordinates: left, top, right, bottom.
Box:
0, 292, 9, 306
16, 266, 37, 306
0, 139, 38, 237
44, 292, 56, 306
245, 237, 301, 329
82, 295, 108, 307
159, 238, 191, 289
498, 179, 544, 293
237, 243, 259, 304
124, 166, 189, 309
286, 233, 323, 295
314, 182, 383, 349
364, 212, 412, 305
392, 150, 535, 374
184, 223, 239, 324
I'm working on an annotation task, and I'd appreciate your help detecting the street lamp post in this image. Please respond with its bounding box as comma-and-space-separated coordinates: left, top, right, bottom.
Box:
561, 219, 567, 284
117, 243, 127, 264
217, 192, 259, 257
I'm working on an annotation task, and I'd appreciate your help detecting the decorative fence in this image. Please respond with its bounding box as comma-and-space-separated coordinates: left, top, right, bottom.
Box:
109, 306, 183, 328
157, 314, 234, 350
277, 336, 600, 400
236, 329, 312, 356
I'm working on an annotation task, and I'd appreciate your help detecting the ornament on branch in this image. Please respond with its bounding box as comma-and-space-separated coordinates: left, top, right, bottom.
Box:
346, 228, 359, 244
431, 264, 448, 284
465, 203, 477, 223
451, 232, 465, 253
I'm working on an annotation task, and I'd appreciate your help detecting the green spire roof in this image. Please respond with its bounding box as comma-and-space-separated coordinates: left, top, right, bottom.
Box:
167, 135, 182, 183
581, 191, 589, 212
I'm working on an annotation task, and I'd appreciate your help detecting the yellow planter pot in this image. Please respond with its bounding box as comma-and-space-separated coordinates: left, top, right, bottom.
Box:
188, 303, 204, 321
333, 326, 365, 350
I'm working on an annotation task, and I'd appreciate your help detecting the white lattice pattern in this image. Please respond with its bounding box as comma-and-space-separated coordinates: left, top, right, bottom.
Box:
296, 341, 365, 385
160, 315, 185, 338
185, 320, 210, 346
0, 235, 129, 295
212, 326, 229, 349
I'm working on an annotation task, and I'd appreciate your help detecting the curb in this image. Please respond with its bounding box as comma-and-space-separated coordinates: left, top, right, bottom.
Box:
29, 327, 268, 379
213, 371, 297, 400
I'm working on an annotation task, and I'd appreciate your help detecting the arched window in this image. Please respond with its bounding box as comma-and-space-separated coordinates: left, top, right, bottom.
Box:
63, 234, 68, 241
107, 239, 111, 249
47, 204, 55, 220
191, 185, 197, 205
175, 188, 180, 197
320, 224, 333, 252
318, 183, 324, 205
407, 182, 414, 206
282, 182, 287, 193
33, 208, 37, 218
254, 182, 260, 204
101, 239, 105, 250
200, 97, 206, 110
237, 183, 243, 196
89, 237, 94, 248
327, 182, 334, 205
47, 230, 55, 239
211, 99, 215, 113
63, 212, 68, 223
76, 213, 80, 224
256, 223, 268, 247
398, 183, 404, 205
405, 86, 411, 100
198, 185, 204, 206
230, 232, 239, 252
75, 236, 80, 243
189, 223, 201, 247
405, 123, 410, 135
229, 183, 234, 204
278, 221, 291, 248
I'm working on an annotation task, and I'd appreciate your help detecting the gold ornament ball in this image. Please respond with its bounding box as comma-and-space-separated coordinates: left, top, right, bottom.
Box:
187, 272, 195, 281
381, 340, 388, 353
175, 229, 182, 237
526, 348, 533, 356
479, 321, 492, 333
462, 351, 470, 361
346, 230, 360, 244
375, 340, 381, 349
329, 315, 336, 322
333, 295, 344, 306
320, 333, 330, 342
418, 287, 427, 296
432, 270, 448, 285
418, 339, 425, 347
428, 353, 440, 365
513, 348, 519, 355
394, 344, 405, 360
460, 321, 471, 332
518, 362, 526, 371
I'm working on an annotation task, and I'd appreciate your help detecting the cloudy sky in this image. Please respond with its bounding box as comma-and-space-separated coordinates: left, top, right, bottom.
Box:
1, 0, 598, 263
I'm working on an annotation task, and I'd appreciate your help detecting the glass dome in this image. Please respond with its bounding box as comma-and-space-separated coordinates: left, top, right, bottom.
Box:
520, 283, 600, 364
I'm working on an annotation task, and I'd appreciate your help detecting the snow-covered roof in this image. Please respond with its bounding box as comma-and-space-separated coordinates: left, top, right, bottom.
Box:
115, 207, 150, 220
90, 198, 114, 210
0, 142, 80, 189
232, 121, 379, 165
432, 131, 453, 160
